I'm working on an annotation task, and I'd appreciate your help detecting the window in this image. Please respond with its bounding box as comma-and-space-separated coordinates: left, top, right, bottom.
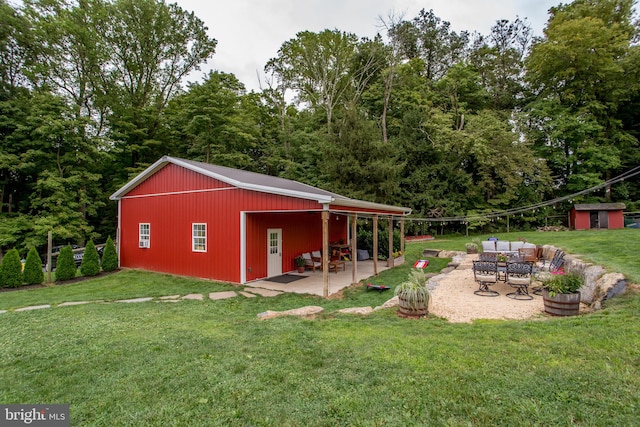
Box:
192, 223, 207, 252
139, 223, 150, 248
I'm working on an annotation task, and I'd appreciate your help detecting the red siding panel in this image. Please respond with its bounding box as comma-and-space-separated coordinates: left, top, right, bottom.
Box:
119, 163, 330, 283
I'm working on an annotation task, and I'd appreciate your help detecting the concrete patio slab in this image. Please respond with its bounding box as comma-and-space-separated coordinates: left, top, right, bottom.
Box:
182, 294, 203, 300
248, 260, 391, 297
239, 291, 257, 298
159, 295, 180, 300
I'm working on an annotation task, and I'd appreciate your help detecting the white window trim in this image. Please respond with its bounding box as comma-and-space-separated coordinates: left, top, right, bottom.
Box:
192, 223, 207, 253
139, 223, 150, 248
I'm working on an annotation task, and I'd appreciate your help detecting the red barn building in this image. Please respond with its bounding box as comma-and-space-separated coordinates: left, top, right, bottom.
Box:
569, 203, 626, 230
110, 156, 411, 289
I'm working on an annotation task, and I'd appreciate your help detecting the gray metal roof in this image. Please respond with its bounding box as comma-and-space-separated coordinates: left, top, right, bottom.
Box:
110, 156, 411, 214
573, 203, 626, 211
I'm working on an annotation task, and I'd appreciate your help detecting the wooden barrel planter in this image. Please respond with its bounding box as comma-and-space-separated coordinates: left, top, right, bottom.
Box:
397, 296, 429, 318
543, 291, 581, 316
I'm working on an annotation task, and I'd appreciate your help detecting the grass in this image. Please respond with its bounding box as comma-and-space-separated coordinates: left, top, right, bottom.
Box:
1, 229, 639, 426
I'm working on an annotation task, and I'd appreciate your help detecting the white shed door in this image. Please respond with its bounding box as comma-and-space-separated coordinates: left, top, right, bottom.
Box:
267, 228, 282, 277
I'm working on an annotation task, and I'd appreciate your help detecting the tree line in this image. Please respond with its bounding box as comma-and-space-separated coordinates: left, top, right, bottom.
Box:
1, 0, 639, 257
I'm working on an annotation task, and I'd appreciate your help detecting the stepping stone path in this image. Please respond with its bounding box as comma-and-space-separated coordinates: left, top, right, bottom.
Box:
1, 285, 285, 314
15, 304, 51, 312
208, 291, 237, 300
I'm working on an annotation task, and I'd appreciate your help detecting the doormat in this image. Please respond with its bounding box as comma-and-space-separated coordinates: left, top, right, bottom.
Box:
265, 274, 306, 284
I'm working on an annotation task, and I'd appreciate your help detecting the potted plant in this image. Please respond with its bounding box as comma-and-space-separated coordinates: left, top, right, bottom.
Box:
395, 269, 430, 318
465, 243, 478, 254
541, 270, 583, 316
294, 256, 306, 273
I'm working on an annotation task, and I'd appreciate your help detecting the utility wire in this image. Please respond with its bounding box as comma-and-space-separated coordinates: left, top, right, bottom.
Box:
407, 165, 640, 223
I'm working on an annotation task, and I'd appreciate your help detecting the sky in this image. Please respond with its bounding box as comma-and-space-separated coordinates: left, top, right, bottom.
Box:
174, 0, 562, 92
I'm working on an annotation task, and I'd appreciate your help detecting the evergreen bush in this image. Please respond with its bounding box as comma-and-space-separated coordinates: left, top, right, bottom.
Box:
0, 248, 23, 288
55, 245, 77, 281
101, 236, 118, 272
80, 240, 100, 276
23, 247, 44, 285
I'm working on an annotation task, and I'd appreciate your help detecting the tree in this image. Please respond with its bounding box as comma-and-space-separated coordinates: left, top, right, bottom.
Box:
266, 29, 363, 131
524, 0, 638, 197
100, 236, 118, 272
55, 245, 76, 281
0, 248, 22, 287
80, 239, 100, 276
104, 0, 217, 171
23, 247, 44, 285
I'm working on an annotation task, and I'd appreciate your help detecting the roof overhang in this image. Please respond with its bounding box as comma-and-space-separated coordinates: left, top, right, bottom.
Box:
110, 156, 333, 204
573, 203, 626, 211
110, 156, 412, 216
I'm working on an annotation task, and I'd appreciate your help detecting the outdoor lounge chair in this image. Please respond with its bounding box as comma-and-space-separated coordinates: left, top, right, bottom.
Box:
473, 260, 499, 297
506, 261, 534, 300
301, 252, 321, 272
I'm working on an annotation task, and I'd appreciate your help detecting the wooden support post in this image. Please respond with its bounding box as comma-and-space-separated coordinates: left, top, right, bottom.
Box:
373, 215, 379, 275
322, 210, 329, 298
351, 214, 357, 285
400, 217, 405, 255
388, 217, 393, 267
507, 215, 510, 233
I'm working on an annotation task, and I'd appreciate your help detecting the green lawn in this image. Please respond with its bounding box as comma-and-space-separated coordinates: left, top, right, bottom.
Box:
1, 230, 639, 426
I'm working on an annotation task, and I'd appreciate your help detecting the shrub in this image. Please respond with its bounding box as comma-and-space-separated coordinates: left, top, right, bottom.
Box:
55, 245, 77, 281
543, 272, 584, 297
0, 248, 23, 288
101, 236, 118, 272
23, 247, 44, 285
80, 240, 100, 277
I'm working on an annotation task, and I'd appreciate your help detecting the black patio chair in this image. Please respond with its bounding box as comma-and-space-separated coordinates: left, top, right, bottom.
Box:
473, 260, 499, 297
506, 261, 534, 300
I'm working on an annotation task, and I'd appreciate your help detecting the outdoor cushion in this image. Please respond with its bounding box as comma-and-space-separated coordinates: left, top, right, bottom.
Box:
510, 241, 525, 251
482, 241, 496, 252
496, 241, 511, 252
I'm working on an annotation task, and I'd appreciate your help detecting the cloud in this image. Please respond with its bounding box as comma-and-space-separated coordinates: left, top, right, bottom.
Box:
176, 0, 559, 91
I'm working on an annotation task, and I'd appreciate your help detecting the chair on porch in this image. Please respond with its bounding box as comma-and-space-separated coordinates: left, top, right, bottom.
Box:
301, 252, 321, 272
472, 260, 499, 297
311, 250, 322, 264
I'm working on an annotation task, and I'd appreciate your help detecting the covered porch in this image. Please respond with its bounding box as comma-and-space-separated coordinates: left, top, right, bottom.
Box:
249, 259, 392, 297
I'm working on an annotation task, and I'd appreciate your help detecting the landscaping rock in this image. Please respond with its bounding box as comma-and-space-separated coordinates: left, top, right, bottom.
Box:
590, 273, 627, 310
374, 296, 399, 310
209, 291, 237, 301
257, 306, 324, 320
244, 287, 283, 297
15, 304, 51, 311
58, 301, 93, 307
440, 267, 456, 275
578, 265, 607, 304
337, 306, 373, 315
117, 297, 153, 303
239, 291, 257, 298
422, 249, 441, 257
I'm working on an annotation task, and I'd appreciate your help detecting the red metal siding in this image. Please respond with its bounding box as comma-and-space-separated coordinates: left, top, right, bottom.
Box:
119, 164, 326, 283
128, 164, 232, 196
575, 211, 590, 230
609, 211, 624, 229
